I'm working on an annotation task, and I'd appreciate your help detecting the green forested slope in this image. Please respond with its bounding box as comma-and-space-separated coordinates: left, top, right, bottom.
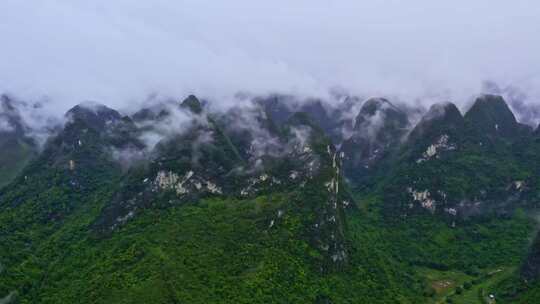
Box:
2, 94, 540, 303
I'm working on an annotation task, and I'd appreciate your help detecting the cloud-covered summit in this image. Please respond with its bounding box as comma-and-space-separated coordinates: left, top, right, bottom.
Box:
0, 1, 539, 117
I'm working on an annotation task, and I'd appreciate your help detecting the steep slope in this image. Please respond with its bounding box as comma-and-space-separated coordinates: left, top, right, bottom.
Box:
0, 101, 140, 234
340, 97, 409, 184
96, 100, 352, 269
4, 92, 540, 303
379, 96, 536, 220
352, 96, 537, 286
0, 96, 423, 303
464, 94, 532, 142
0, 96, 38, 188
404, 102, 465, 161
0, 103, 136, 303
465, 95, 519, 135
93, 96, 246, 233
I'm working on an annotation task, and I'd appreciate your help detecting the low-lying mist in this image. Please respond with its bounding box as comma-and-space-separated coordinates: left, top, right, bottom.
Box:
1, 1, 539, 128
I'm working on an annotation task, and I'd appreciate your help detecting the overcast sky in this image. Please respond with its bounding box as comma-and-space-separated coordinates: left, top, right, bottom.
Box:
1, 0, 539, 114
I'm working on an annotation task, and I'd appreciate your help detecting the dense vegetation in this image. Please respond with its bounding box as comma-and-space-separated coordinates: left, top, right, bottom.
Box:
0, 177, 423, 303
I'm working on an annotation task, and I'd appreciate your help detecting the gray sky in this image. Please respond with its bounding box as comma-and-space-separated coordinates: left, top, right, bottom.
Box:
1, 0, 539, 115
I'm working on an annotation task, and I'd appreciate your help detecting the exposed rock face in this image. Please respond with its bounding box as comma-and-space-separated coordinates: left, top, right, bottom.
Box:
416, 134, 456, 163
407, 188, 436, 213
319, 147, 349, 267
152, 170, 223, 196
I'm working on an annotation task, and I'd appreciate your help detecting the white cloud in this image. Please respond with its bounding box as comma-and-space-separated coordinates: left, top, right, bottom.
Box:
0, 119, 14, 132
0, 0, 539, 116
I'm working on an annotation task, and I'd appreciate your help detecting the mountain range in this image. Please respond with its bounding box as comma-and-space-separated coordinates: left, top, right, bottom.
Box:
1, 93, 540, 303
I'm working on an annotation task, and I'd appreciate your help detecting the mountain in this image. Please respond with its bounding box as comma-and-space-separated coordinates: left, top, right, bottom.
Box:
464, 94, 529, 139
367, 95, 540, 223
406, 102, 464, 147
2, 93, 540, 303
0, 95, 421, 303
340, 97, 409, 184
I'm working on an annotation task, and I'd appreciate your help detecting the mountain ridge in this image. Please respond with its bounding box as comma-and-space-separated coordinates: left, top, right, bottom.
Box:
1, 92, 540, 303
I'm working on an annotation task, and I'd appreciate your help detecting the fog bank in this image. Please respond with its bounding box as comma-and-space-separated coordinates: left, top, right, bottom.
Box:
0, 1, 539, 118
